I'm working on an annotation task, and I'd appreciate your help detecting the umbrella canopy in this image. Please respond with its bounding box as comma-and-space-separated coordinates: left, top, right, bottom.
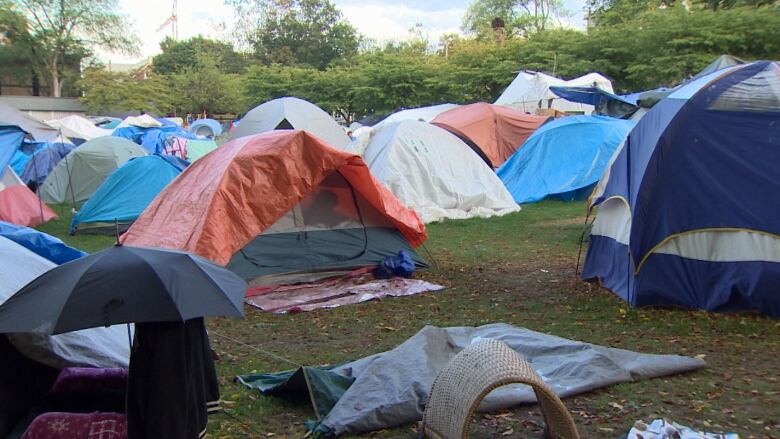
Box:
0, 245, 246, 335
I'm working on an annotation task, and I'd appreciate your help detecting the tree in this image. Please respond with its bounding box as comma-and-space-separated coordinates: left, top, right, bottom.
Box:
169, 55, 242, 115
77, 69, 173, 115
462, 0, 569, 38
7, 0, 138, 97
225, 0, 360, 69
153, 36, 247, 75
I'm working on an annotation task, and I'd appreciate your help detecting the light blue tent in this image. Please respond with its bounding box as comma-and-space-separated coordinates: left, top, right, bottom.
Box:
70, 154, 187, 234
189, 118, 222, 138
496, 115, 635, 203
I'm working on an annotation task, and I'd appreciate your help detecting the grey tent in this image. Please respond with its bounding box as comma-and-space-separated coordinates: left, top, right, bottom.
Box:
231, 97, 350, 149
38, 136, 146, 205
692, 54, 745, 80
0, 102, 59, 141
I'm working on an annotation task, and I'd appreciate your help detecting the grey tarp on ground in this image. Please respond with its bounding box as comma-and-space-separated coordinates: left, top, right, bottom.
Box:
306, 324, 706, 436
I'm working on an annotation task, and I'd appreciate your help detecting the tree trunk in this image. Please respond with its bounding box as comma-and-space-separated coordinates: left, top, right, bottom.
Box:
49, 56, 61, 97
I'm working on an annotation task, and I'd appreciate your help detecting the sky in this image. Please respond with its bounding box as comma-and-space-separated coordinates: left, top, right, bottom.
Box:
103, 0, 587, 65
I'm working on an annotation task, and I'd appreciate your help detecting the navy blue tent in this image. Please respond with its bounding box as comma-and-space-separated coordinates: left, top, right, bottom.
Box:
0, 221, 86, 264
18, 142, 76, 187
583, 61, 780, 317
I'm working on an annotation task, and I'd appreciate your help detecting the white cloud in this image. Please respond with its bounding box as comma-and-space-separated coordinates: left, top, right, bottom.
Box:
338, 3, 466, 44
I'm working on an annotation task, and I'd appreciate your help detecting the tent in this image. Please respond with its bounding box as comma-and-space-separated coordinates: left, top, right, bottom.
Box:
495, 71, 614, 115
38, 136, 147, 205
70, 155, 187, 234
184, 139, 219, 162
19, 141, 77, 188
548, 86, 639, 119
231, 97, 351, 149
432, 103, 549, 168
582, 61, 780, 317
0, 221, 85, 264
189, 118, 223, 138
347, 121, 519, 223
45, 115, 112, 141
123, 130, 428, 286
0, 102, 59, 141
0, 167, 56, 227
497, 116, 636, 203
0, 125, 28, 173
0, 236, 129, 370
374, 104, 459, 128
692, 54, 745, 80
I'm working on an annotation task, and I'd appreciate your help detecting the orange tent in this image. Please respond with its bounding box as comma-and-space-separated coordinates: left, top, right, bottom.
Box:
123, 130, 427, 283
432, 103, 549, 168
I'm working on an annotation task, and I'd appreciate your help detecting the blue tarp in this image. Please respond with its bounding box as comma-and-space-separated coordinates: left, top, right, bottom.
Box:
497, 115, 635, 203
112, 121, 195, 155
19, 142, 77, 186
70, 154, 186, 233
583, 61, 780, 317
0, 221, 86, 264
0, 125, 27, 172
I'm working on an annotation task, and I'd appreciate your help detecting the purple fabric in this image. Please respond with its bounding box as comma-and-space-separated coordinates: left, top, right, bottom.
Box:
22, 412, 126, 439
50, 368, 128, 394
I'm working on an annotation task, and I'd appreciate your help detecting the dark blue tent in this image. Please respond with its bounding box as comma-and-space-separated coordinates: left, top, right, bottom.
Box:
0, 221, 86, 264
70, 154, 188, 234
583, 61, 780, 317
19, 142, 77, 187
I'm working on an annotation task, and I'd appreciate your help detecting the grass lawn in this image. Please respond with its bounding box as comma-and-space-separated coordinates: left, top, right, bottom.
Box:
40, 201, 779, 438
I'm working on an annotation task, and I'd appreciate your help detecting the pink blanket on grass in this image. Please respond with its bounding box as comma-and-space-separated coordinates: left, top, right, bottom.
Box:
245, 274, 445, 314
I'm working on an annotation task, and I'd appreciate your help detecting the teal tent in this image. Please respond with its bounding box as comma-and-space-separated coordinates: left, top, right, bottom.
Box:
70, 155, 187, 234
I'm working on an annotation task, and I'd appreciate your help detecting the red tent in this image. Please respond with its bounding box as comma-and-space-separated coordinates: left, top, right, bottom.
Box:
432, 103, 549, 168
124, 130, 427, 285
0, 168, 56, 227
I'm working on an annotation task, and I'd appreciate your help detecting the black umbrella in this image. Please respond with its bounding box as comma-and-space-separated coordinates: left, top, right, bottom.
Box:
0, 244, 246, 335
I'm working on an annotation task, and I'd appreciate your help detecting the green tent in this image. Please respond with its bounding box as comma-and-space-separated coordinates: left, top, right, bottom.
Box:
186, 139, 218, 162
38, 137, 146, 205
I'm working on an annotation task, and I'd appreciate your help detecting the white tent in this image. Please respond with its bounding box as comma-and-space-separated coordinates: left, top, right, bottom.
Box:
116, 114, 163, 129
495, 71, 614, 115
45, 115, 113, 140
375, 103, 460, 128
347, 121, 520, 223
0, 236, 129, 368
231, 97, 351, 149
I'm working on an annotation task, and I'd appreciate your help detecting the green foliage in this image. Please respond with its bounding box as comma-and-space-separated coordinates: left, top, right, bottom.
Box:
585, 5, 780, 90
463, 0, 569, 38
5, 0, 138, 97
226, 0, 360, 69
168, 55, 242, 115
153, 36, 247, 75
77, 70, 173, 115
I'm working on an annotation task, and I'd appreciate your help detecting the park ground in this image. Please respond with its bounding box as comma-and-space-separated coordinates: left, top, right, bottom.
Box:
39, 201, 780, 439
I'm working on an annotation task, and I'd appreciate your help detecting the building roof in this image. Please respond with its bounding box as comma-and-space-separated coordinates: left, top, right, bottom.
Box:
0, 96, 85, 113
